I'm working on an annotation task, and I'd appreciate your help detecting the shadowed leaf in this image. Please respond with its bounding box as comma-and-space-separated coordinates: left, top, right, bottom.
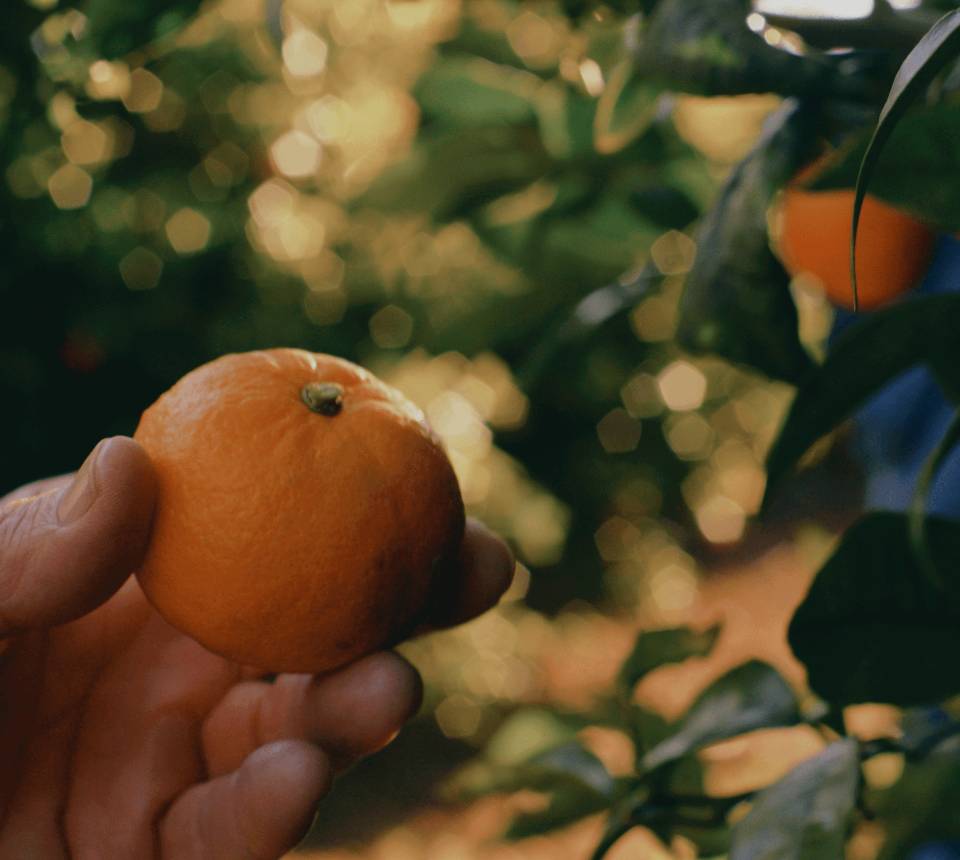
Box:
729, 740, 859, 859
618, 624, 721, 694
850, 9, 960, 306
764, 294, 960, 505
790, 513, 960, 706
641, 661, 799, 772
676, 99, 815, 383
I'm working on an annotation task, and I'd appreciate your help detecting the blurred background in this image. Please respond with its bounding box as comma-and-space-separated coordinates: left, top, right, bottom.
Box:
0, 0, 948, 856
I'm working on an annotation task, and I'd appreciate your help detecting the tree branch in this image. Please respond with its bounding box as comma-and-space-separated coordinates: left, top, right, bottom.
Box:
760, 2, 940, 54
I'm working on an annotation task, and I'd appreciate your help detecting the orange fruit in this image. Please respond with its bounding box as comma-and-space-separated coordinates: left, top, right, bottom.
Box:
134, 349, 465, 673
777, 164, 935, 311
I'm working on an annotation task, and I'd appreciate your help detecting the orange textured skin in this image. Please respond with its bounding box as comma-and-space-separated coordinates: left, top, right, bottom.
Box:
134, 349, 465, 673
778, 171, 935, 311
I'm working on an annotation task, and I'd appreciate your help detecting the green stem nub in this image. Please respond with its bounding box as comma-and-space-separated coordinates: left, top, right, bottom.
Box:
301, 382, 344, 416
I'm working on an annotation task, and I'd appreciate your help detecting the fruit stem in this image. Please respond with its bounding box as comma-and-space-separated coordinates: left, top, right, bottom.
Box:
301, 382, 344, 416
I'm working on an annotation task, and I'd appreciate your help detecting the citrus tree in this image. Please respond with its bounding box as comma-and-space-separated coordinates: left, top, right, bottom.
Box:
448, 2, 960, 857
5, 0, 960, 856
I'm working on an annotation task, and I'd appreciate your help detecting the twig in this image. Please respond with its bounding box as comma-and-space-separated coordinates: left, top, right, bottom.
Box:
760, 1, 939, 54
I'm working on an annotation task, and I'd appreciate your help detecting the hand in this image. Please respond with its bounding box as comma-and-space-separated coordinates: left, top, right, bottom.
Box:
0, 437, 514, 859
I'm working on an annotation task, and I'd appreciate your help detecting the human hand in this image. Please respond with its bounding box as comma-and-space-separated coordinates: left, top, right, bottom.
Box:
0, 437, 513, 859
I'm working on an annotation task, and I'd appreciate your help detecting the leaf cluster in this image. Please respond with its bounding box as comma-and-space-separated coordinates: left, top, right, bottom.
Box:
462, 1, 960, 856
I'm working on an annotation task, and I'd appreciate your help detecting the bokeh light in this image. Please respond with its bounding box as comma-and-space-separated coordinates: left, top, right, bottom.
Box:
1, 0, 871, 855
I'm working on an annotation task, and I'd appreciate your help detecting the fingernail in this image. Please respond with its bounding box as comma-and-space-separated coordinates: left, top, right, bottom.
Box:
58, 439, 109, 524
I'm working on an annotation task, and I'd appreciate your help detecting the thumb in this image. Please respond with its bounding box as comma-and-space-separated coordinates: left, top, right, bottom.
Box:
0, 437, 156, 636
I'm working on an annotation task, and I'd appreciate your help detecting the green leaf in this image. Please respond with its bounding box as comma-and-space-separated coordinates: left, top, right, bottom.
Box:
676, 99, 815, 383
674, 823, 732, 858
850, 9, 960, 307
789, 512, 960, 707
81, 0, 199, 58
900, 706, 960, 756
593, 60, 662, 155
764, 294, 960, 504
465, 739, 616, 797
729, 740, 859, 859
591, 784, 652, 860
641, 661, 800, 772
618, 624, 721, 695
633, 0, 854, 97
875, 741, 960, 859
811, 102, 960, 232
534, 82, 599, 161
518, 263, 662, 389
499, 743, 620, 841
590, 774, 731, 860
359, 126, 551, 221
909, 408, 960, 583
629, 184, 700, 231
530, 741, 617, 798
506, 778, 618, 840
484, 708, 580, 769
415, 56, 539, 128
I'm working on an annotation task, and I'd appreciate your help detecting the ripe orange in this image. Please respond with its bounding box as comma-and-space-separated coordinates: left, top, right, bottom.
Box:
134, 349, 465, 673
777, 164, 935, 311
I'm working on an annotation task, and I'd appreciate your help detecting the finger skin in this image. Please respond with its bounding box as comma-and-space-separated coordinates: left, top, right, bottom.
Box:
202, 652, 423, 776
160, 740, 331, 860
0, 474, 70, 507
429, 518, 515, 629
0, 437, 156, 635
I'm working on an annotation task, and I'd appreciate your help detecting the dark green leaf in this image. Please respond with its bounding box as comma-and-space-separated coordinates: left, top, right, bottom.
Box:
900, 707, 960, 756
634, 0, 855, 97
81, 0, 199, 58
677, 99, 815, 383
641, 661, 799, 772
931, 340, 960, 403
875, 740, 960, 859
499, 743, 620, 840
850, 9, 960, 307
909, 408, 960, 580
591, 785, 651, 860
506, 778, 617, 840
674, 823, 732, 857
789, 512, 960, 706
517, 262, 662, 389
729, 740, 859, 859
454, 738, 616, 817
618, 624, 721, 694
591, 775, 731, 859
764, 294, 960, 504
629, 184, 700, 231
530, 741, 617, 798
811, 102, 960, 232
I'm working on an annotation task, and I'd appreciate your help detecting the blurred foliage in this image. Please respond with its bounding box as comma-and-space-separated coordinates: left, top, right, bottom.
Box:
0, 0, 787, 619
7, 0, 960, 856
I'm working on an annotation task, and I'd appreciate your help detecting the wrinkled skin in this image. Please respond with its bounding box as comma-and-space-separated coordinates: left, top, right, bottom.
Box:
0, 437, 513, 859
